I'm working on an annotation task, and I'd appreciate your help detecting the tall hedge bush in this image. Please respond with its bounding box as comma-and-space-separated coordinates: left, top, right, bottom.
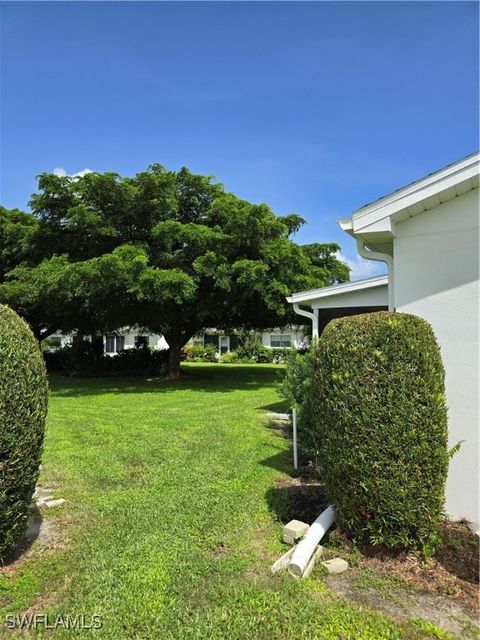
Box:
312, 312, 449, 552
0, 305, 48, 559
278, 345, 317, 459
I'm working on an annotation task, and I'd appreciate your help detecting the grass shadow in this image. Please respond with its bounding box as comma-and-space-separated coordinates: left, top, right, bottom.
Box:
266, 481, 328, 525
2, 505, 43, 567
49, 363, 282, 398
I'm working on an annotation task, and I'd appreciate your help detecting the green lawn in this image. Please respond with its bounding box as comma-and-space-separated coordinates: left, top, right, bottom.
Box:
0, 364, 445, 639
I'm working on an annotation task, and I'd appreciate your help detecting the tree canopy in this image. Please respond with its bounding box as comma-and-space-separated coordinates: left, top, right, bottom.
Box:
0, 165, 349, 375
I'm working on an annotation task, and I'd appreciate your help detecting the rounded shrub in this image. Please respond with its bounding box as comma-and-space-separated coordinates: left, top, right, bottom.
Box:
312, 311, 449, 552
0, 305, 48, 559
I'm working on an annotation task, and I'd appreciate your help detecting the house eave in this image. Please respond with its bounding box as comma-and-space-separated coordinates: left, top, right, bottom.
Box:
337, 152, 479, 238
286, 274, 389, 305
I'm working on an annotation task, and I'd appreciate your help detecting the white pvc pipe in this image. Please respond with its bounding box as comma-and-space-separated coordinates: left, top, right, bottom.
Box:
292, 408, 298, 470
288, 506, 336, 578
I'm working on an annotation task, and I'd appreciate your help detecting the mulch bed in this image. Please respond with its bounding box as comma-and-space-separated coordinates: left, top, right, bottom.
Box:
329, 520, 479, 615
276, 463, 479, 616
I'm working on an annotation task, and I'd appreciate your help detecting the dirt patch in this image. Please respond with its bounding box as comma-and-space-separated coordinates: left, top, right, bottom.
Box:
1, 506, 65, 574
326, 521, 479, 617
326, 569, 479, 639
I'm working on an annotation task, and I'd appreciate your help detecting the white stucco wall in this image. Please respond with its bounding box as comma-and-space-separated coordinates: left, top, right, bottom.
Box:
393, 188, 479, 524
119, 331, 168, 351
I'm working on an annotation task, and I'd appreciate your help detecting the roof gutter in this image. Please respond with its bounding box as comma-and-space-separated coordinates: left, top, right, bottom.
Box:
292, 303, 319, 339
356, 239, 395, 311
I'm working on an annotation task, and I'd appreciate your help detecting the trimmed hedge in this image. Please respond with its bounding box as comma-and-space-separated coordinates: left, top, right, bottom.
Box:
278, 345, 317, 459
0, 305, 48, 559
312, 312, 449, 552
44, 344, 168, 377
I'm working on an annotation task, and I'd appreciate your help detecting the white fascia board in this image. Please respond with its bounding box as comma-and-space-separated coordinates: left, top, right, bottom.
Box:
286, 274, 389, 305
350, 154, 480, 233
335, 153, 479, 237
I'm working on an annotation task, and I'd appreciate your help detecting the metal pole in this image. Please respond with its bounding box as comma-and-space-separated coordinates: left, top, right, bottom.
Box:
292, 407, 298, 470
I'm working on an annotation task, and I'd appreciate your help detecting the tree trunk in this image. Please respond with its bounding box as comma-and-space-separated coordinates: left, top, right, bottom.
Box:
164, 328, 195, 378
167, 342, 182, 379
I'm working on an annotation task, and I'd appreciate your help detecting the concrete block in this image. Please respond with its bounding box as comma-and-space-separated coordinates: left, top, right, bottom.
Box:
44, 498, 65, 508
270, 547, 295, 573
321, 557, 348, 574
302, 546, 324, 578
283, 519, 309, 543
266, 412, 290, 421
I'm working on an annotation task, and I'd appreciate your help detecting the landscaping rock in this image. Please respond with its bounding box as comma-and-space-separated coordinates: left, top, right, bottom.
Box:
283, 519, 309, 544
44, 498, 65, 508
321, 557, 349, 574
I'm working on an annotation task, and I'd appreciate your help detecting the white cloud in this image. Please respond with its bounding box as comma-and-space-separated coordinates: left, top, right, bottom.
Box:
52, 167, 93, 178
337, 251, 386, 280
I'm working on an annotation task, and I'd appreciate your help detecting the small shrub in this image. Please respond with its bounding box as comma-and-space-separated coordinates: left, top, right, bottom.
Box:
181, 345, 192, 361
181, 344, 218, 362
312, 312, 449, 553
0, 305, 48, 559
254, 346, 273, 363
271, 347, 292, 364
220, 352, 240, 363
202, 344, 217, 362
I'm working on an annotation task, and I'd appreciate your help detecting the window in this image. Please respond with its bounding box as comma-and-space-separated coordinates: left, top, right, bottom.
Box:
219, 336, 229, 355
106, 336, 125, 353
270, 334, 292, 348
204, 334, 219, 349
49, 336, 62, 347
135, 335, 149, 349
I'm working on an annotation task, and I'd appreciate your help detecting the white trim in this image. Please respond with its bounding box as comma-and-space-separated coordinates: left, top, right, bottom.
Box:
339, 153, 479, 234
287, 275, 388, 305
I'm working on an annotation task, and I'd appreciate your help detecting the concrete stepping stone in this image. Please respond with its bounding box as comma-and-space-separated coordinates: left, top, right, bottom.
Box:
44, 498, 66, 508
321, 557, 349, 574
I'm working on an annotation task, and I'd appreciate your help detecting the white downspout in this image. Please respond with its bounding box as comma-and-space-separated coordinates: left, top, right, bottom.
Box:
293, 303, 319, 339
356, 239, 395, 311
288, 505, 336, 578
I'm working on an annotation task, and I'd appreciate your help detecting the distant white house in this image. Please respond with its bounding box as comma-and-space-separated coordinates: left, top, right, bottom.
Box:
190, 327, 308, 355
48, 326, 308, 357
287, 152, 479, 526
46, 329, 169, 354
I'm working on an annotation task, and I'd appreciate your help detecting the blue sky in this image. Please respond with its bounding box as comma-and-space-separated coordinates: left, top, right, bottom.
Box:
1, 1, 478, 278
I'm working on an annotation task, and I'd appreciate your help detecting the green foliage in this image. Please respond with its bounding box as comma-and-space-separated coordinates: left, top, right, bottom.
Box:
254, 345, 273, 363
219, 351, 239, 363
278, 345, 317, 458
43, 343, 168, 377
312, 312, 449, 552
0, 207, 39, 281
0, 305, 48, 559
0, 364, 433, 639
181, 344, 217, 362
0, 165, 350, 375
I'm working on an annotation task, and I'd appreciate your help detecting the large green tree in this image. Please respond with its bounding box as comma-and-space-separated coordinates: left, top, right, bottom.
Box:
0, 166, 349, 376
